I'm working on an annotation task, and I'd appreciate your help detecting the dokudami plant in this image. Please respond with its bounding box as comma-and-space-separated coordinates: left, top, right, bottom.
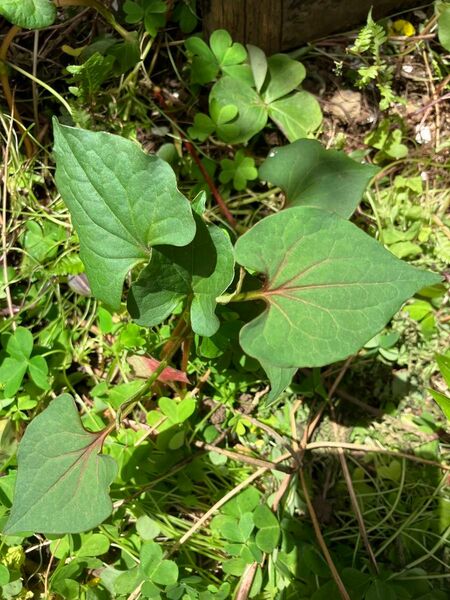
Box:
3, 119, 440, 536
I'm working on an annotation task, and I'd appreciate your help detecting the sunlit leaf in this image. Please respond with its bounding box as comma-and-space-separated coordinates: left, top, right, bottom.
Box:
4, 394, 117, 534
0, 0, 56, 29
235, 207, 440, 368
260, 139, 378, 218
53, 120, 195, 309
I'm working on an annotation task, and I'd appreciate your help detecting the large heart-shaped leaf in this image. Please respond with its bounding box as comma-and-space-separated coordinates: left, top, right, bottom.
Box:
234, 207, 440, 368
268, 91, 322, 142
0, 0, 56, 29
128, 213, 235, 336
260, 140, 379, 218
4, 394, 117, 534
53, 120, 195, 309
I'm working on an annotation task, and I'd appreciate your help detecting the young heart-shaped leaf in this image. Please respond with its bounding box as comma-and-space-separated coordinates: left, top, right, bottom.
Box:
0, 0, 56, 29
53, 119, 195, 309
128, 213, 234, 336
234, 207, 440, 369
4, 394, 117, 534
260, 140, 379, 218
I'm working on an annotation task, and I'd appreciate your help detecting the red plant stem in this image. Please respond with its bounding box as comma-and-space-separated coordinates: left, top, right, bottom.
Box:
183, 139, 236, 229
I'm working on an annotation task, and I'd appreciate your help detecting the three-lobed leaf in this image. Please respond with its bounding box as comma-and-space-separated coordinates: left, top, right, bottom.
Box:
210, 56, 321, 144
253, 505, 280, 553
234, 207, 440, 369
53, 120, 196, 309
260, 139, 379, 218
139, 541, 178, 585
0, 327, 49, 396
0, 0, 56, 29
4, 394, 117, 534
128, 212, 235, 336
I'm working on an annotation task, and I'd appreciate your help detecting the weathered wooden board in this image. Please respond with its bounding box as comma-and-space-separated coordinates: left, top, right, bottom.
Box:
200, 0, 423, 53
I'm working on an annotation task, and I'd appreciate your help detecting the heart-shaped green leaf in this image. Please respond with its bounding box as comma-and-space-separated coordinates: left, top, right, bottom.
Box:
260, 140, 379, 218
128, 213, 234, 336
53, 119, 195, 309
235, 207, 440, 368
0, 0, 56, 29
268, 91, 322, 142
262, 54, 306, 103
4, 394, 117, 534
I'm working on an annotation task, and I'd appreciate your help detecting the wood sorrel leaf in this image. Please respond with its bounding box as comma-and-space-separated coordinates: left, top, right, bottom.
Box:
0, 0, 56, 29
53, 120, 195, 309
4, 394, 117, 534
267, 91, 323, 142
209, 77, 268, 144
128, 213, 234, 337
262, 54, 306, 104
234, 207, 440, 369
260, 140, 379, 218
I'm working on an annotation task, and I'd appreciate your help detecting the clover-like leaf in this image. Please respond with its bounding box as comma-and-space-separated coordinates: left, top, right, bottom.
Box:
0, 327, 49, 396
209, 77, 267, 144
139, 541, 178, 586
262, 54, 306, 104
260, 140, 379, 218
234, 207, 440, 369
253, 505, 280, 553
186, 29, 249, 85
128, 213, 234, 337
4, 394, 117, 534
219, 150, 258, 191
210, 71, 321, 144
268, 91, 322, 142
53, 120, 195, 309
0, 0, 56, 29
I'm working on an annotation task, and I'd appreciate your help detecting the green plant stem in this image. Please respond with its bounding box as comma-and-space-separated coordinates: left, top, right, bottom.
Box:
115, 359, 169, 428
54, 0, 133, 42
6, 61, 73, 115
216, 288, 262, 304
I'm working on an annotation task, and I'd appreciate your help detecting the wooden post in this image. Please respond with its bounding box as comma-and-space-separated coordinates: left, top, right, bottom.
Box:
200, 0, 424, 53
